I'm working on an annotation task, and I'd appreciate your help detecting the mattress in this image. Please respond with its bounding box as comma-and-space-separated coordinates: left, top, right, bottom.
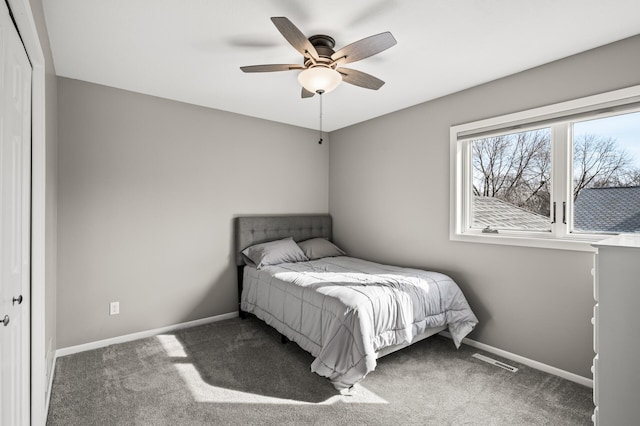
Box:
240, 256, 478, 390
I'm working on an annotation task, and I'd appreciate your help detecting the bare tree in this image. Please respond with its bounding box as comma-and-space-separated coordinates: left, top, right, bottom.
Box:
472, 129, 551, 216
573, 134, 635, 200
472, 130, 638, 216
623, 169, 640, 187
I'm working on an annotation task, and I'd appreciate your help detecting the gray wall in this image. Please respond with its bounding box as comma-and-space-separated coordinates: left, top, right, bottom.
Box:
57, 78, 329, 348
329, 34, 640, 379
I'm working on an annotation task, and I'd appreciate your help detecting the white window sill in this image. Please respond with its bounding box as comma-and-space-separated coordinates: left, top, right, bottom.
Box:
450, 231, 606, 252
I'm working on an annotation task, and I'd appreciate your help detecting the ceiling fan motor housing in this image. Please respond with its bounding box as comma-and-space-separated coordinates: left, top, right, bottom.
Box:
307, 35, 336, 66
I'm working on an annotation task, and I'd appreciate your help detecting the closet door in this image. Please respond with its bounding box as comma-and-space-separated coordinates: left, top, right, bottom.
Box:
0, 0, 33, 424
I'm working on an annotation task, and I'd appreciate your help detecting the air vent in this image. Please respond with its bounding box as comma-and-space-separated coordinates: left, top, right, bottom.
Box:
472, 353, 519, 373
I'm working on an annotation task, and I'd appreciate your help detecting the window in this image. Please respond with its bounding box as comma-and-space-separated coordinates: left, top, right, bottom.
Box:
451, 85, 640, 251
572, 112, 640, 234
471, 128, 552, 233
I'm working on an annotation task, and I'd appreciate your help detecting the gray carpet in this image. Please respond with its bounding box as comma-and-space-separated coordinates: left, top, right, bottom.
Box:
47, 317, 593, 425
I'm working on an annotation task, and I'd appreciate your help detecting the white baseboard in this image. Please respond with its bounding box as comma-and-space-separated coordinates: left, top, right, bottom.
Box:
440, 331, 593, 388
55, 311, 238, 358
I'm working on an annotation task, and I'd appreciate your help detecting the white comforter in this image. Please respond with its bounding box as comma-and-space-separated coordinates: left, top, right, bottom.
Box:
241, 256, 478, 390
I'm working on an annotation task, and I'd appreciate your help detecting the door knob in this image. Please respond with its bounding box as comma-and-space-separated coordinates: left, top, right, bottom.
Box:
1, 315, 9, 327
13, 295, 23, 305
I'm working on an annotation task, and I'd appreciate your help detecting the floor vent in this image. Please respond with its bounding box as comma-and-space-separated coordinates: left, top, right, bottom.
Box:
472, 353, 519, 373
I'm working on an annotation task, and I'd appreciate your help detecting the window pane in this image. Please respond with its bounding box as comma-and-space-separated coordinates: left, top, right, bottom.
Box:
572, 111, 640, 234
471, 129, 551, 232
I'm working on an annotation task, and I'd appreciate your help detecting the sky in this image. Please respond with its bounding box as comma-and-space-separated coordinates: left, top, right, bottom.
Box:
573, 110, 640, 168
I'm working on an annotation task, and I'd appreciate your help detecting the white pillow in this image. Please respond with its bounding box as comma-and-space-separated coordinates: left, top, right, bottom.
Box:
241, 237, 308, 269
297, 238, 346, 260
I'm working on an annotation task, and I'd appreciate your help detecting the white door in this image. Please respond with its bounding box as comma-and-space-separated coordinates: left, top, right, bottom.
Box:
0, 0, 32, 424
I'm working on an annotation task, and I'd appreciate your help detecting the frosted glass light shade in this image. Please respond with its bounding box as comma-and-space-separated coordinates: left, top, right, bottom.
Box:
298, 67, 342, 94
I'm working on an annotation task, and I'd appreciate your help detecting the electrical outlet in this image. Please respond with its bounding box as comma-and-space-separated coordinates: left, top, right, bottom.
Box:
110, 301, 120, 315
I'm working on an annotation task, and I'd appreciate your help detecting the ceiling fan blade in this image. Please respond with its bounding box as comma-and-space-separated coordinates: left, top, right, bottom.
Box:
227, 35, 281, 48
240, 64, 304, 73
271, 17, 319, 60
337, 68, 385, 90
301, 88, 315, 98
347, 1, 399, 27
331, 32, 397, 65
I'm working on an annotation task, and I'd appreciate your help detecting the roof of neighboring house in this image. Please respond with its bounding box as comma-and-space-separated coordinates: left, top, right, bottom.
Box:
574, 186, 640, 233
473, 197, 550, 231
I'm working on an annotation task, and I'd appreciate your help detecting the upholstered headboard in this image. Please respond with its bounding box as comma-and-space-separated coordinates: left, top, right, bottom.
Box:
234, 215, 332, 266
234, 215, 332, 317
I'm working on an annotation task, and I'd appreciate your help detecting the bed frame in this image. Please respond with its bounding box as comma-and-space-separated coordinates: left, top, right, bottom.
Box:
233, 214, 445, 355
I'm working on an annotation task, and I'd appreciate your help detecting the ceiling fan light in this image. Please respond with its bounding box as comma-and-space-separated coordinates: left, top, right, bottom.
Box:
298, 67, 342, 94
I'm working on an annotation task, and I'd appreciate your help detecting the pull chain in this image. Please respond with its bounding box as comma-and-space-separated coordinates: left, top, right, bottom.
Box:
317, 89, 324, 144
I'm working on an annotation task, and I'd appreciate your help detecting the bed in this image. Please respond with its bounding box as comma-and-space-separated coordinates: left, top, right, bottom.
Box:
235, 214, 478, 391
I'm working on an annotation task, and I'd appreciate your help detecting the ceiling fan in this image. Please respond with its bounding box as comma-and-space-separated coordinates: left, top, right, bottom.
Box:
240, 17, 397, 98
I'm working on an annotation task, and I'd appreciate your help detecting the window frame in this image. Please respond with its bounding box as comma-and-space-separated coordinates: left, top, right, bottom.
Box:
450, 85, 640, 252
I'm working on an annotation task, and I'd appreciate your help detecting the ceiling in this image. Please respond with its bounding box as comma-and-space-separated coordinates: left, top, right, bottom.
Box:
43, 0, 640, 132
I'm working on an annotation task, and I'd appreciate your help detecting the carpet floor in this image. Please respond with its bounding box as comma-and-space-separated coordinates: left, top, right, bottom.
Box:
47, 317, 594, 425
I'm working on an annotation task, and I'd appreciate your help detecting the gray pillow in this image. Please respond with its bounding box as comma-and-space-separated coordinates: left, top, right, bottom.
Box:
241, 237, 308, 269
297, 238, 346, 260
